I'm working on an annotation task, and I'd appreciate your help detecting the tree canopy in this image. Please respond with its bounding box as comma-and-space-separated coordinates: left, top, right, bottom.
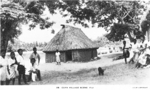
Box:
1, 0, 150, 56
0, 0, 54, 56
41, 0, 148, 42
57, 0, 147, 42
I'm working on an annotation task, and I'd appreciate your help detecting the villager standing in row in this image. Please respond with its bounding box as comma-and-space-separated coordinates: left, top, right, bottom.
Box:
8, 51, 19, 85
17, 49, 27, 85
30, 47, 40, 68
123, 40, 130, 64
0, 50, 10, 85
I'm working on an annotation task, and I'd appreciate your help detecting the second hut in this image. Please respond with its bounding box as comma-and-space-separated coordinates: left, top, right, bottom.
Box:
43, 25, 99, 63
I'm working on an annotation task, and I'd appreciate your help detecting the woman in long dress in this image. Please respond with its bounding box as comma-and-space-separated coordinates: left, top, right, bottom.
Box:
55, 50, 61, 65
8, 51, 19, 85
0, 50, 10, 85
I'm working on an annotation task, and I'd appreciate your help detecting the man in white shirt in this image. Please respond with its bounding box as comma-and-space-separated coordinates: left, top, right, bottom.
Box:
29, 47, 40, 67
17, 49, 27, 85
28, 58, 41, 82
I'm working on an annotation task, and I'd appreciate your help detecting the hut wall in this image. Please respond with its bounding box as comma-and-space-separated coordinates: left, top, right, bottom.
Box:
72, 50, 80, 61
74, 49, 97, 62
60, 52, 66, 62
93, 49, 97, 58
45, 49, 97, 63
45, 52, 66, 63
45, 52, 56, 63
79, 49, 92, 62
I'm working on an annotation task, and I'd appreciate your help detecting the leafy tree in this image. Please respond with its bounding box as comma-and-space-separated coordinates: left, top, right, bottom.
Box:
43, 0, 147, 42
1, 0, 149, 57
0, 0, 54, 56
140, 7, 150, 37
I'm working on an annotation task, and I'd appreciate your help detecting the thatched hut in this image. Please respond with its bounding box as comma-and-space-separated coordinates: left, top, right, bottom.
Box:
43, 25, 99, 63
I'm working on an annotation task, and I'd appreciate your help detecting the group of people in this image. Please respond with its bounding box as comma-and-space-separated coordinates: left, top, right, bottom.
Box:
123, 39, 150, 68
0, 47, 41, 85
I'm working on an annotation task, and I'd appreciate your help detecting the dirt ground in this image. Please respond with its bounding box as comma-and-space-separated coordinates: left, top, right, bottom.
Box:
25, 53, 150, 85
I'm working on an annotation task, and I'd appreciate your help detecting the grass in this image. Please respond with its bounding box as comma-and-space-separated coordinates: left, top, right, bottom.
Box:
5, 52, 150, 85
30, 63, 150, 85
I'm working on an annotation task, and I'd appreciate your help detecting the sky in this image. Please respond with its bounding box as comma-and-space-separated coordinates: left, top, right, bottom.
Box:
19, 23, 107, 43
18, 5, 107, 43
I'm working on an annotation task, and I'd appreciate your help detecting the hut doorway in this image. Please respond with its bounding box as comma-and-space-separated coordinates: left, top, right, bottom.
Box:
66, 50, 72, 61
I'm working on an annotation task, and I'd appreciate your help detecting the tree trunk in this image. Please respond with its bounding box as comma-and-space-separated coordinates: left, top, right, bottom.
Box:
1, 31, 9, 58
127, 31, 136, 43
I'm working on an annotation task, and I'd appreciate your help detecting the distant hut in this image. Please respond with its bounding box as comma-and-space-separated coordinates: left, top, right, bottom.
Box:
43, 25, 99, 63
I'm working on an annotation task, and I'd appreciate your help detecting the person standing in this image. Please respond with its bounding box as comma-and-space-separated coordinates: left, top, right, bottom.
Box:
123, 40, 128, 64
145, 46, 150, 66
0, 50, 10, 85
8, 51, 19, 85
17, 49, 27, 85
29, 47, 40, 68
55, 50, 61, 65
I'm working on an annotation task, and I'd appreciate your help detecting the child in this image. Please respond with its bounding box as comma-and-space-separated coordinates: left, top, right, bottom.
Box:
55, 50, 61, 65
28, 58, 41, 82
8, 51, 19, 85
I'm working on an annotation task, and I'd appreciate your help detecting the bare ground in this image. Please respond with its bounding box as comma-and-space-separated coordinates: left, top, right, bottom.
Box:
27, 53, 150, 85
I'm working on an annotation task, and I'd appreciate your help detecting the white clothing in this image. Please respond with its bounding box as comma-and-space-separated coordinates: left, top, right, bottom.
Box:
129, 49, 134, 59
138, 53, 146, 65
17, 55, 25, 66
32, 73, 37, 81
145, 49, 150, 55
132, 43, 143, 52
0, 56, 10, 81
8, 58, 19, 78
30, 53, 40, 66
55, 52, 60, 62
29, 63, 38, 82
29, 63, 38, 72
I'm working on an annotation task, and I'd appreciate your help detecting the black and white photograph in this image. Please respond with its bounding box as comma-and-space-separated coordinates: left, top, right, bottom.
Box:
0, 0, 150, 90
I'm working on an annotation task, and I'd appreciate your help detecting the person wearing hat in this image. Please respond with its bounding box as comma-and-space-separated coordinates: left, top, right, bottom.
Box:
17, 49, 27, 85
29, 47, 40, 68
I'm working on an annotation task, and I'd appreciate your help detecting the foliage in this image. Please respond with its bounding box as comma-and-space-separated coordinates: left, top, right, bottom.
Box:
43, 0, 146, 41
94, 36, 122, 47
7, 40, 48, 52
0, 0, 55, 56
141, 9, 150, 35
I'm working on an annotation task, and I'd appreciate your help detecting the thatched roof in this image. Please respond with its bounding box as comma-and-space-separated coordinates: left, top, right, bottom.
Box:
43, 25, 99, 52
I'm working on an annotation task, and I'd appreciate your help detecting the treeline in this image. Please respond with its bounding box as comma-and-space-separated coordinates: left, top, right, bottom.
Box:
7, 41, 48, 52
